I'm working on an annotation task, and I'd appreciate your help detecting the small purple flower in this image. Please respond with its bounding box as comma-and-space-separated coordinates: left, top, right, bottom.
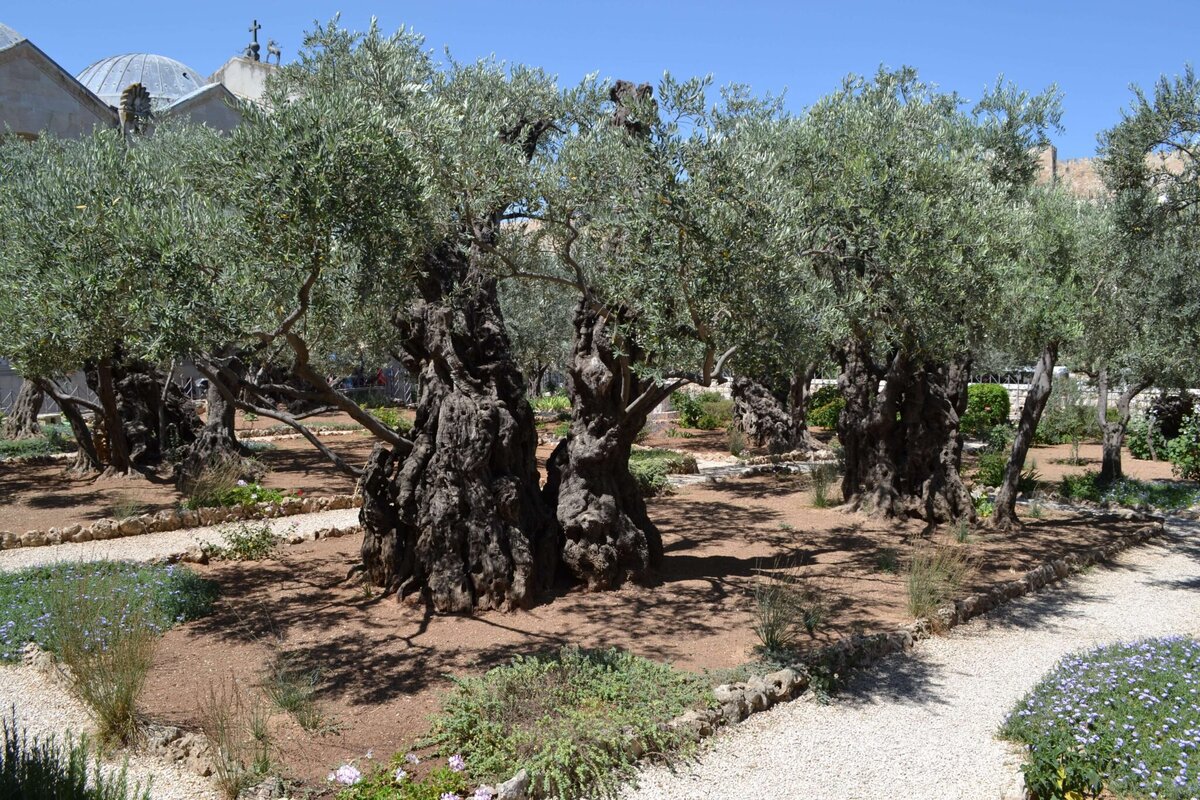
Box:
449, 753, 466, 772
405, 752, 420, 765
440, 794, 460, 800
472, 789, 495, 800
393, 767, 408, 783
332, 764, 362, 785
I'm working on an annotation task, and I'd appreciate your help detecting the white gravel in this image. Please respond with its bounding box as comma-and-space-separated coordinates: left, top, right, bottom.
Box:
0, 508, 360, 573
626, 522, 1200, 800
0, 662, 219, 800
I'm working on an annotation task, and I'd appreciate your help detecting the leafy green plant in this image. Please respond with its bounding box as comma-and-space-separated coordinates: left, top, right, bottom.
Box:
185, 479, 286, 511
199, 678, 274, 800
1036, 377, 1105, 445
428, 647, 711, 800
0, 424, 77, 459
1167, 413, 1200, 480
751, 560, 827, 653
109, 495, 148, 521
368, 406, 413, 435
671, 390, 703, 428
204, 521, 282, 561
806, 385, 844, 430
531, 394, 571, 414
262, 652, 326, 733
672, 391, 732, 430
337, 761, 468, 800
984, 423, 1016, 454
1126, 415, 1166, 461
974, 495, 996, 517
975, 452, 1007, 487
905, 545, 975, 622
551, 421, 571, 440
628, 449, 697, 497
1059, 470, 1200, 510
1, 711, 149, 800
961, 383, 1010, 437
1001, 637, 1200, 800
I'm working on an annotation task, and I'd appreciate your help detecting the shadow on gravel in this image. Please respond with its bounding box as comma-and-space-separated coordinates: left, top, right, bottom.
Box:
840, 651, 953, 708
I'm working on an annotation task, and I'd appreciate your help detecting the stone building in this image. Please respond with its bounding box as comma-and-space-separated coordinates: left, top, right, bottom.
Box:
0, 19, 275, 140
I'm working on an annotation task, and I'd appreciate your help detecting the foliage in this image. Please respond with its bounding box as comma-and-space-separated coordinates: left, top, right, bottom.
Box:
199, 678, 274, 800
0, 424, 75, 459
1036, 378, 1106, 445
810, 464, 836, 508
874, 548, 900, 574
185, 475, 286, 511
1058, 471, 1200, 510
1167, 414, 1200, 480
204, 521, 282, 562
1149, 393, 1196, 441
1125, 415, 1166, 461
728, 426, 746, 456
1001, 637, 1200, 800
336, 761, 469, 800
627, 449, 697, 497
530, 394, 571, 414
1, 711, 149, 800
368, 407, 413, 435
806, 386, 844, 430
0, 561, 215, 663
262, 652, 326, 733
751, 561, 827, 654
428, 646, 712, 800
906, 545, 975, 621
672, 391, 733, 431
551, 421, 571, 440
983, 423, 1016, 454
974, 453, 1040, 494
974, 495, 996, 517
961, 384, 1011, 438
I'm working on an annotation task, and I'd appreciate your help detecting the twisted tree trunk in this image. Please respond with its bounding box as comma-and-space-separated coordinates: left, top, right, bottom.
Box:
732, 377, 794, 454
176, 364, 244, 490
32, 379, 102, 473
788, 364, 822, 452
838, 342, 905, 516
543, 302, 665, 591
359, 242, 557, 612
1097, 370, 1152, 484
993, 341, 1058, 529
2, 380, 43, 440
898, 357, 975, 524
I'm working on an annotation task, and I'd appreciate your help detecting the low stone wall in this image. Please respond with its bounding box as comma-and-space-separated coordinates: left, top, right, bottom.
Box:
0, 493, 362, 551
666, 520, 1165, 740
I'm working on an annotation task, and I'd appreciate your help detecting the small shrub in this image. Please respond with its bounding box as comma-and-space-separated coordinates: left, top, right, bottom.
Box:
974, 495, 996, 517
368, 406, 413, 435
975, 452, 1007, 487
44, 572, 160, 745
728, 426, 745, 456
961, 384, 1010, 437
109, 495, 148, 521
337, 760, 468, 800
0, 425, 76, 459
531, 394, 571, 414
428, 646, 711, 800
199, 678, 274, 800
673, 391, 732, 430
551, 421, 571, 440
1126, 415, 1166, 461
1036, 377, 1103, 445
1149, 392, 1196, 441
806, 388, 844, 430
905, 545, 975, 621
984, 423, 1016, 454
628, 449, 697, 497
185, 477, 286, 511
671, 391, 703, 428
953, 520, 972, 543
1001, 637, 1200, 800
751, 560, 827, 654
810, 463, 837, 508
1059, 470, 1200, 511
1, 710, 149, 800
1167, 413, 1200, 480
873, 548, 899, 574
262, 652, 326, 733
204, 521, 282, 562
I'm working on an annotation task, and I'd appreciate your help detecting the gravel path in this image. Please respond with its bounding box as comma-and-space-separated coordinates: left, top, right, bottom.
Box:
0, 508, 360, 573
626, 522, 1200, 800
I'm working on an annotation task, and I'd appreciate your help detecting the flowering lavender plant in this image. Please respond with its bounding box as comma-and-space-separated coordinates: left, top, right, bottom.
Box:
1002, 636, 1200, 799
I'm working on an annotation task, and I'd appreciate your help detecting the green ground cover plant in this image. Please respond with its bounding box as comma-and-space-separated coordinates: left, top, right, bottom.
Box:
1, 711, 149, 800
628, 449, 698, 496
0, 424, 75, 459
1002, 637, 1200, 799
1058, 471, 1200, 510
427, 647, 712, 800
204, 521, 282, 561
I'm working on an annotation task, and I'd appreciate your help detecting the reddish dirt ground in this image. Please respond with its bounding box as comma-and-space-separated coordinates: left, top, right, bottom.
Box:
140, 468, 1156, 791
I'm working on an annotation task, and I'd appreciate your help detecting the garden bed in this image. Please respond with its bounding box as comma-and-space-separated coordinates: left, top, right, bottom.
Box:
131, 470, 1160, 794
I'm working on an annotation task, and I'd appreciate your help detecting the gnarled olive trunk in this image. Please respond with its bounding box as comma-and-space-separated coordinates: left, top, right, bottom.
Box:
359, 243, 557, 612
838, 341, 973, 524
2, 380, 43, 440
176, 366, 244, 490
33, 379, 101, 473
1097, 370, 1152, 484
85, 354, 200, 473
732, 377, 794, 454
898, 358, 975, 524
543, 302, 665, 591
993, 342, 1058, 529
788, 364, 822, 452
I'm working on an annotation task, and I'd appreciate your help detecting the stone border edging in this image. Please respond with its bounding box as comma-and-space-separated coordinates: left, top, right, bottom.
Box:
0, 494, 362, 552
663, 520, 1166, 742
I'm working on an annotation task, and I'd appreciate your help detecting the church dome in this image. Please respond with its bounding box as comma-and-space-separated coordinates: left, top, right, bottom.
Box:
77, 53, 206, 109
0, 22, 24, 50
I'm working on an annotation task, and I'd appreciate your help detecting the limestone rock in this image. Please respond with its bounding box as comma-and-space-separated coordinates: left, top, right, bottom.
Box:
180, 546, 208, 565
497, 768, 530, 800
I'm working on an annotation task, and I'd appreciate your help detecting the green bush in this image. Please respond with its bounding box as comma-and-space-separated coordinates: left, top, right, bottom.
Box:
961, 384, 1010, 437
428, 646, 712, 800
672, 391, 732, 430
204, 521, 281, 561
368, 406, 413, 435
185, 481, 286, 510
975, 452, 1007, 487
1058, 470, 1200, 510
671, 390, 703, 428
1035, 378, 1109, 445
531, 394, 571, 414
1, 711, 149, 800
337, 761, 468, 800
751, 562, 827, 654
0, 424, 76, 459
628, 449, 697, 497
807, 385, 844, 430
1001, 637, 1200, 800
1127, 415, 1167, 461
0, 561, 216, 663
1167, 414, 1200, 480
983, 423, 1016, 454
552, 421, 571, 440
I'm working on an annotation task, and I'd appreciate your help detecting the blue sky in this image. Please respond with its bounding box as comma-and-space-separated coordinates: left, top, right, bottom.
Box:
5, 1, 1195, 158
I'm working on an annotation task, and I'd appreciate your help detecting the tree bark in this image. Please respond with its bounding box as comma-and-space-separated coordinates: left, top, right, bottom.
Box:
358, 241, 557, 612
788, 364, 822, 452
2, 380, 43, 440
176, 365, 244, 490
732, 377, 794, 454
1097, 370, 1152, 484
543, 301, 666, 591
33, 379, 102, 473
993, 341, 1058, 529
898, 357, 976, 525
838, 341, 905, 517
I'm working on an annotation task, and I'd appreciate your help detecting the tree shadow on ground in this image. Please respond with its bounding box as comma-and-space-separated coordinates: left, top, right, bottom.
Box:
838, 649, 954, 708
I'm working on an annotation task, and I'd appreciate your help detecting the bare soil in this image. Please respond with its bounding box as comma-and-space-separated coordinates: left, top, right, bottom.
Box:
140, 467, 1155, 791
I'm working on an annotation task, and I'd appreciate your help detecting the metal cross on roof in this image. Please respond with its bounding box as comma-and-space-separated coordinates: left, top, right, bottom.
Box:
249, 19, 261, 43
